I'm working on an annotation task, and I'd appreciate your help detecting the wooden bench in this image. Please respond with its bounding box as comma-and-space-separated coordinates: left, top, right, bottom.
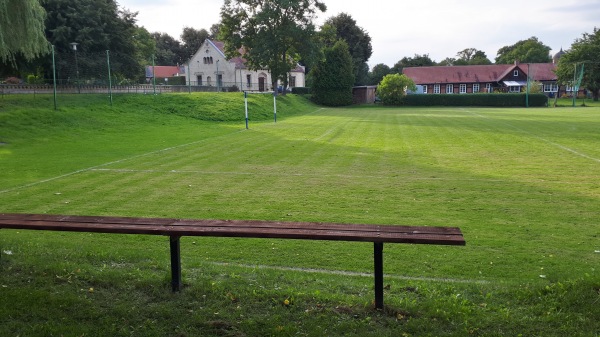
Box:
0, 213, 465, 309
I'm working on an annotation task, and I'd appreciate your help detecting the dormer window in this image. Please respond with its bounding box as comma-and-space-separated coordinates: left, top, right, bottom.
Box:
513, 70, 519, 77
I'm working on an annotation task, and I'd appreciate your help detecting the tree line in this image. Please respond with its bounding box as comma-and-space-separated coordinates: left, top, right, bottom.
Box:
1, 0, 598, 100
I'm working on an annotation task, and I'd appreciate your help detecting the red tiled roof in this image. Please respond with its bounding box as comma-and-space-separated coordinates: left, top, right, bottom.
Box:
403, 63, 556, 84
145, 66, 185, 78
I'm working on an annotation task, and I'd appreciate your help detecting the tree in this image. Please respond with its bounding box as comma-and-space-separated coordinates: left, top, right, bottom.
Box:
311, 40, 354, 106
368, 63, 390, 85
495, 37, 551, 64
555, 27, 600, 101
456, 48, 492, 65
0, 0, 49, 64
220, 0, 326, 93
133, 26, 155, 67
324, 13, 372, 85
152, 32, 183, 65
377, 73, 416, 105
180, 27, 209, 61
437, 57, 457, 66
43, 0, 141, 79
391, 54, 434, 74
209, 23, 220, 39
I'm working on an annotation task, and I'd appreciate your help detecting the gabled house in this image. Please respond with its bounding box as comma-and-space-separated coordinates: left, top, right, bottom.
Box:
403, 62, 558, 96
184, 39, 306, 92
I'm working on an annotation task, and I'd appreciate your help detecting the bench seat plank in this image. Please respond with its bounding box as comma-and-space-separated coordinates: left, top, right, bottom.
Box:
0, 213, 465, 245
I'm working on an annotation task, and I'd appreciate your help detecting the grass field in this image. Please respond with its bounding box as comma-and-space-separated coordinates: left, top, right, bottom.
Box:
1, 93, 599, 336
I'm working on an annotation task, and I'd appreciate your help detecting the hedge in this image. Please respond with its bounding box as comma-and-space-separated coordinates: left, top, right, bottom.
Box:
291, 87, 311, 95
402, 93, 548, 107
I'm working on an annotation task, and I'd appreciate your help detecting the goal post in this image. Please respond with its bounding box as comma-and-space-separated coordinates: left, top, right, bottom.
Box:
243, 90, 277, 129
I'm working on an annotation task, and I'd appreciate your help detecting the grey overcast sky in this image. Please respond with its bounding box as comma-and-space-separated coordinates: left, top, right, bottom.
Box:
118, 0, 600, 67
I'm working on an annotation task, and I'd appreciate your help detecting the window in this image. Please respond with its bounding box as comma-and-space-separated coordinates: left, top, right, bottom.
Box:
485, 83, 492, 93
513, 70, 519, 77
446, 84, 453, 94
289, 76, 296, 88
473, 84, 480, 93
434, 84, 440, 94
246, 74, 252, 88
509, 86, 521, 93
207, 76, 212, 86
197, 75, 202, 86
459, 84, 467, 94
422, 85, 428, 94
544, 83, 558, 92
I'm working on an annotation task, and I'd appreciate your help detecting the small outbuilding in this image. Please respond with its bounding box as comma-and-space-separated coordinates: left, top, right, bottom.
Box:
352, 86, 378, 104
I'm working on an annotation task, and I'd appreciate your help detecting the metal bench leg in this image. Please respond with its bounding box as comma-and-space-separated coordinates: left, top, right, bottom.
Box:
374, 242, 384, 309
170, 236, 182, 292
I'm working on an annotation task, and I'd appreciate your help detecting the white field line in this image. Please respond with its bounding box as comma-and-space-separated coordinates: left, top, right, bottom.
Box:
465, 109, 600, 163
89, 167, 515, 183
0, 108, 327, 195
89, 168, 588, 185
202, 261, 490, 285
0, 133, 244, 195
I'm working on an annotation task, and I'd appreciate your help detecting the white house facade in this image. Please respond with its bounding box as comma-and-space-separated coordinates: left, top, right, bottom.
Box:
185, 39, 305, 92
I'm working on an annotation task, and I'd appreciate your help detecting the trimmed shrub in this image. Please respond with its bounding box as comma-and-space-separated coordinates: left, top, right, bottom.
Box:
311, 40, 355, 106
403, 93, 548, 107
378, 74, 416, 105
292, 87, 311, 95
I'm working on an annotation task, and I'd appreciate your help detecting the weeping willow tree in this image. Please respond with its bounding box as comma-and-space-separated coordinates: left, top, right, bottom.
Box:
0, 0, 49, 64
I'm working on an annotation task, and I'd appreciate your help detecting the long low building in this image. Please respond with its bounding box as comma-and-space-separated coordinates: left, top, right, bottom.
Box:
403, 61, 561, 96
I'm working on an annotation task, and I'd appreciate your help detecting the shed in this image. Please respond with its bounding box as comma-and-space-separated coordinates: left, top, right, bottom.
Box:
352, 86, 378, 104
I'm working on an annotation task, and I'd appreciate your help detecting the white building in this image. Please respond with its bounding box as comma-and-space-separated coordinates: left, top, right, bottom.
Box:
185, 39, 305, 92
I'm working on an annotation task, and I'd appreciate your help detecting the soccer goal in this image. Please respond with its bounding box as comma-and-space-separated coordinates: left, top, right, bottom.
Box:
244, 91, 277, 129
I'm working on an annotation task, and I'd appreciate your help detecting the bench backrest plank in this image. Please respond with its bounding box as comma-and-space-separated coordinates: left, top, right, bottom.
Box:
0, 213, 465, 245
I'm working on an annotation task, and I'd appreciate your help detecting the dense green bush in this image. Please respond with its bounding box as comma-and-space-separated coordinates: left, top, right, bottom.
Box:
377, 74, 416, 105
403, 93, 548, 107
310, 40, 355, 106
292, 87, 311, 95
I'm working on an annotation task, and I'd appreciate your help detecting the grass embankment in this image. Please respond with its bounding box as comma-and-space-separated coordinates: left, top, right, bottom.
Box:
0, 93, 599, 336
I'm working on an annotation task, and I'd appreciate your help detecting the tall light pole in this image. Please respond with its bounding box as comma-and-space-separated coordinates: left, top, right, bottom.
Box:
70, 42, 80, 94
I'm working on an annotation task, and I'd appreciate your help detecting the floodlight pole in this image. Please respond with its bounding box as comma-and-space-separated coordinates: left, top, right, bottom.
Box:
70, 42, 80, 94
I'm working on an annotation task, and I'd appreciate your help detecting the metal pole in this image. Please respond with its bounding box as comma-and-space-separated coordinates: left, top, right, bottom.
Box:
216, 60, 220, 92
169, 236, 182, 292
72, 44, 80, 94
273, 90, 277, 123
374, 242, 384, 310
572, 63, 577, 107
188, 64, 191, 94
106, 50, 113, 106
526, 63, 529, 108
152, 54, 156, 95
51, 45, 57, 110
244, 91, 249, 129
